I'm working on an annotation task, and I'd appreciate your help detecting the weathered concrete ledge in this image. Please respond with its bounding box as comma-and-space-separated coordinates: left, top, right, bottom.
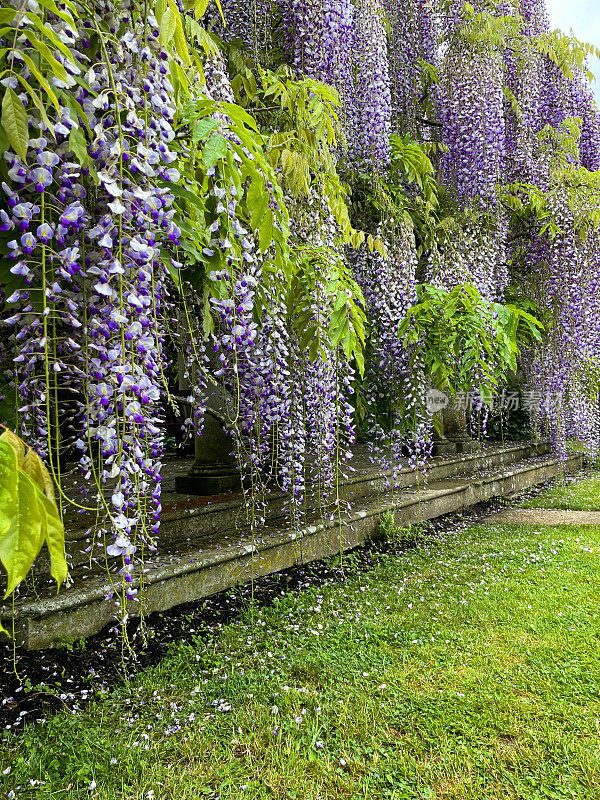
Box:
36, 441, 552, 575
0, 445, 582, 649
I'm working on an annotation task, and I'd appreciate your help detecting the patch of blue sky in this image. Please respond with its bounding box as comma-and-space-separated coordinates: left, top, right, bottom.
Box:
546, 0, 600, 102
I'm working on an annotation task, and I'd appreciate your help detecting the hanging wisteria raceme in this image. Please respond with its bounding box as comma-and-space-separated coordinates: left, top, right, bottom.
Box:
352, 0, 392, 169
213, 0, 275, 57
540, 60, 579, 134
519, 0, 550, 35
385, 0, 438, 130
440, 35, 505, 205
199, 54, 357, 527
1, 0, 182, 614
574, 79, 600, 171
290, 0, 331, 78
200, 53, 346, 527
199, 52, 289, 523
2, 142, 89, 461
518, 183, 600, 457
350, 219, 432, 478
502, 0, 547, 182
511, 0, 592, 173
282, 189, 358, 519
288, 0, 356, 158
79, 15, 181, 597
426, 213, 509, 303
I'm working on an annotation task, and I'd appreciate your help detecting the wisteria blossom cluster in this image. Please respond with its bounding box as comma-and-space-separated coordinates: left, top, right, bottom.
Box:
440, 38, 505, 204
350, 221, 431, 477
195, 54, 356, 527
1, 0, 180, 612
351, 0, 392, 169
385, 0, 437, 130
425, 215, 509, 303
518, 185, 600, 457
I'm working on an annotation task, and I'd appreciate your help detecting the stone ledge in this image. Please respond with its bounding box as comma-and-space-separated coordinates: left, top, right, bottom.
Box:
0, 449, 582, 649
44, 442, 550, 576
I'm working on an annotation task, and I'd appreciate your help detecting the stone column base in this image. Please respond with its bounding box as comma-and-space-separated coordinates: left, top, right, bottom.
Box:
449, 437, 482, 454
432, 439, 458, 457
175, 462, 241, 495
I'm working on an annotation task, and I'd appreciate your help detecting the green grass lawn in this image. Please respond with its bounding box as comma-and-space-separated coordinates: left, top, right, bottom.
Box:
521, 469, 600, 510
3, 481, 600, 799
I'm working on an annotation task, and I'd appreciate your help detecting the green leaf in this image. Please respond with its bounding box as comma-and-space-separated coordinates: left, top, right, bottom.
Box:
248, 178, 268, 230
300, 326, 317, 352
192, 117, 219, 145
159, 7, 177, 47
0, 432, 66, 600
38, 491, 67, 588
201, 132, 228, 168
194, 0, 210, 17
0, 438, 18, 544
68, 125, 89, 166
12, 74, 53, 135
21, 37, 69, 84
22, 448, 55, 502
24, 25, 74, 72
1, 88, 28, 161
220, 102, 259, 133
203, 292, 214, 335
259, 209, 274, 253
161, 250, 182, 288
170, 60, 191, 100
329, 304, 347, 331
171, 3, 191, 65
214, 0, 225, 25
33, 0, 75, 25
331, 319, 349, 349
0, 441, 45, 598
18, 52, 61, 114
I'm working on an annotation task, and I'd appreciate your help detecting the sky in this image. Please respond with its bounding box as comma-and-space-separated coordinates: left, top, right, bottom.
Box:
545, 0, 600, 101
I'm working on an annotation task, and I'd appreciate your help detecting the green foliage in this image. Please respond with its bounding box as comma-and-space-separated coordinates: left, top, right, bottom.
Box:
230, 62, 382, 253
1, 87, 28, 161
232, 64, 341, 172
536, 29, 600, 85
378, 511, 421, 546
288, 247, 367, 376
0, 429, 66, 634
457, 1, 519, 50
398, 283, 543, 399
156, 0, 222, 83
350, 135, 438, 268
388, 135, 438, 208
502, 129, 600, 246
170, 94, 290, 328
0, 0, 83, 163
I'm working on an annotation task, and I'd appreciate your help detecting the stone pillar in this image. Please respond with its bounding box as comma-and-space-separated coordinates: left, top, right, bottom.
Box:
174, 331, 241, 496
431, 414, 458, 456
174, 399, 241, 495
442, 401, 481, 454
426, 388, 457, 457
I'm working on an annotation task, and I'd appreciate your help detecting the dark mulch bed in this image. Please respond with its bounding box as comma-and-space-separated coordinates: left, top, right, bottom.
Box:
0, 470, 586, 733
